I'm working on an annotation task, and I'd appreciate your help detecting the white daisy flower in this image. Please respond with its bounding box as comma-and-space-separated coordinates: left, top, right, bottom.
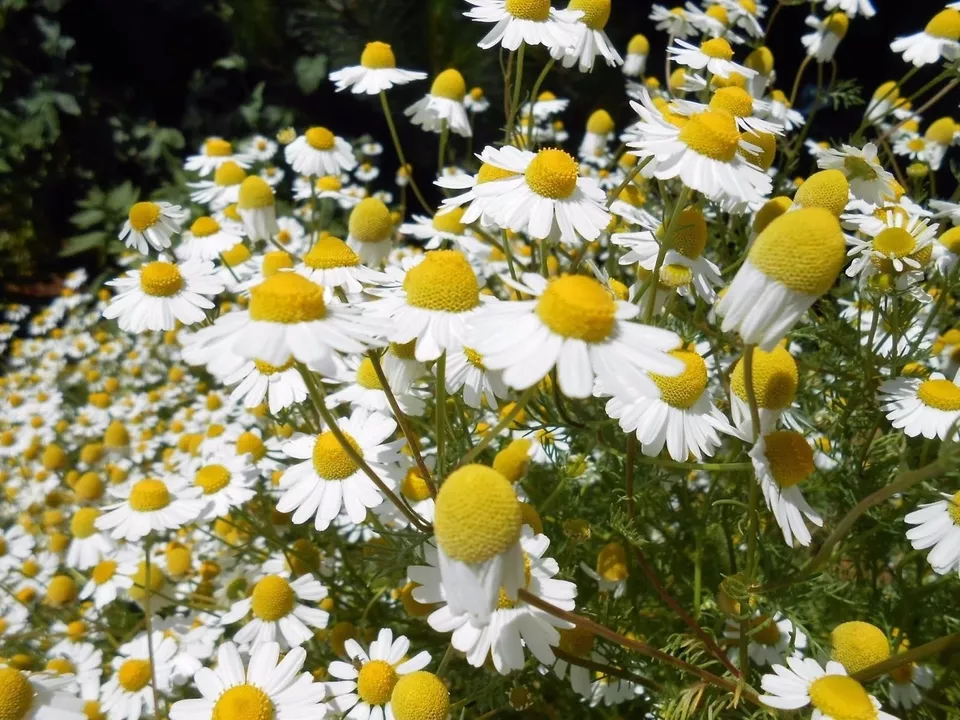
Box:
717, 208, 845, 351
296, 234, 385, 293
817, 142, 898, 206
879, 372, 960, 441
101, 631, 177, 720
760, 657, 898, 720
176, 216, 244, 263
445, 344, 510, 409
934, 225, 960, 275
185, 454, 258, 520
405, 69, 473, 138
709, 0, 768, 37
905, 489, 960, 575
550, 0, 623, 72
727, 343, 800, 438
802, 12, 850, 62
626, 89, 772, 207
276, 407, 404, 530
170, 641, 326, 720
346, 197, 396, 266
470, 272, 683, 399
184, 137, 250, 176
79, 549, 139, 609
260, 164, 285, 186
409, 527, 576, 674
523, 90, 570, 121
887, 662, 934, 709
650, 4, 696, 36
237, 176, 280, 242
723, 613, 808, 668
0, 667, 85, 720
464, 86, 491, 112
399, 208, 473, 250
46, 642, 103, 701
891, 8, 960, 66
579, 542, 628, 598
325, 353, 427, 417
66, 507, 113, 571
471, 145, 611, 243
329, 41, 427, 94
119, 201, 187, 255
95, 475, 205, 541
355, 161, 380, 183
464, 0, 581, 52
675, 87, 783, 136
224, 354, 308, 414
846, 211, 938, 282
219, 574, 329, 650
750, 431, 824, 548
0, 525, 35, 572
326, 628, 432, 720
604, 349, 735, 462
245, 134, 278, 161
623, 33, 650, 77
822, 0, 875, 18
188, 161, 247, 211
102, 257, 223, 334
284, 126, 357, 177
763, 89, 805, 132
376, 458, 437, 527
668, 37, 756, 79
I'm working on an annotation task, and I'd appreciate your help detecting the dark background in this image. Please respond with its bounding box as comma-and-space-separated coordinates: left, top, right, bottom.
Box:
0, 0, 953, 290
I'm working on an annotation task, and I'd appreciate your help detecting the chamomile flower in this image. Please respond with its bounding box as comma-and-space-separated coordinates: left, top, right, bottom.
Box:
0, 667, 86, 720
579, 542, 628, 598
717, 209, 845, 351
822, 0, 875, 18
445, 344, 509, 409
185, 137, 249, 176
471, 272, 682, 398
904, 489, 960, 576
802, 12, 850, 62
79, 549, 138, 608
399, 208, 473, 250
119, 201, 188, 255
101, 631, 177, 720
846, 211, 937, 282
623, 34, 650, 77
66, 507, 113, 570
188, 161, 247, 211
817, 142, 898, 206
296, 234, 385, 293
176, 217, 244, 263
220, 574, 329, 650
410, 527, 576, 674
102, 258, 223, 333
728, 343, 799, 437
284, 126, 357, 177
891, 8, 960, 66
276, 408, 404, 530
329, 41, 427, 94
347, 197, 395, 265
760, 657, 898, 720
223, 355, 308, 414
325, 354, 427, 417
550, 0, 623, 73
186, 454, 258, 520
879, 372, 960, 441
724, 613, 807, 668
627, 89, 773, 206
668, 37, 756, 79
405, 69, 473, 137
887, 661, 934, 710
326, 628, 432, 720
464, 0, 581, 52
0, 525, 35, 572
245, 134, 278, 161
650, 4, 696, 36
236, 176, 280, 241
934, 225, 960, 275
604, 349, 735, 462
750, 430, 824, 548
95, 475, 204, 541
470, 145, 611, 243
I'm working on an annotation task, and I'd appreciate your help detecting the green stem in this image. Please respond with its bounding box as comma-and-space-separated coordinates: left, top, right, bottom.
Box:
459, 385, 538, 465
644, 184, 691, 323
505, 42, 526, 144
437, 120, 449, 179
853, 633, 960, 682
740, 344, 762, 683
379, 91, 433, 215
605, 156, 652, 209
435, 352, 447, 477
526, 57, 556, 148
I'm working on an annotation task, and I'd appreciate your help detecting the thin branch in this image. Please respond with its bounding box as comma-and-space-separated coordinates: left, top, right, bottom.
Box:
853, 633, 960, 682
553, 648, 665, 693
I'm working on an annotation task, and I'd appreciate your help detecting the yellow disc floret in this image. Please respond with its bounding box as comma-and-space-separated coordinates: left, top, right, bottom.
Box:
660, 207, 707, 259
0, 667, 34, 720
831, 621, 890, 674
139, 262, 183, 298
824, 11, 849, 37
249, 272, 326, 323
305, 127, 336, 151
390, 671, 450, 720
312, 431, 361, 480
568, 0, 611, 29
761, 431, 814, 488
45, 575, 77, 607
628, 34, 650, 55
504, 0, 550, 22
401, 469, 432, 503
477, 162, 518, 184
357, 660, 398, 706
263, 251, 294, 277
586, 109, 615, 135
204, 138, 232, 156
745, 46, 774, 75
211, 684, 274, 720
597, 542, 628, 582
195, 464, 231, 495
650, 350, 708, 409
753, 197, 792, 236
71, 507, 100, 538
128, 478, 171, 512
710, 87, 754, 118
536, 275, 617, 342
430, 69, 466, 101
190, 216, 220, 237
221, 243, 252, 267
214, 161, 246, 187
678, 111, 740, 162
304, 235, 359, 269
128, 202, 161, 233
361, 41, 397, 69
793, 170, 850, 217
925, 9, 960, 40
926, 116, 956, 145
250, 575, 295, 621
403, 250, 480, 312
238, 177, 275, 209
807, 675, 877, 720
917, 378, 960, 411
748, 208, 845, 296
434, 464, 522, 565
355, 358, 382, 390
699, 37, 733, 60
432, 207, 466, 235
117, 659, 152, 693
525, 148, 580, 199
349, 198, 393, 243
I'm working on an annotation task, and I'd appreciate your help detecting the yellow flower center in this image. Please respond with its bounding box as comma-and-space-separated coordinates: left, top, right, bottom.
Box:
355, 358, 383, 390
138, 261, 184, 298
92, 560, 117, 584
750, 616, 781, 646
432, 207, 467, 235
597, 542, 628, 582
214, 161, 246, 187
926, 9, 960, 40
890, 662, 915, 684
926, 116, 956, 145
431, 69, 466, 101
204, 138, 233, 157
762, 431, 814, 488
678, 111, 740, 162
536, 275, 616, 343
312, 431, 361, 480
464, 347, 486, 371
251, 575, 296, 621
236, 432, 267, 461
67, 620, 87, 640
496, 553, 533, 609
118, 659, 153, 693
128, 478, 171, 512
504, 0, 550, 21
872, 227, 916, 261
348, 197, 393, 243
558, 627, 595, 658
221, 243, 251, 268
628, 34, 650, 55
824, 11, 849, 37
305, 127, 336, 151
748, 208, 845, 296
45, 658, 74, 676
706, 4, 728, 24
254, 357, 295, 376
263, 251, 294, 277
525, 148, 579, 199
477, 162, 518, 184
238, 177, 275, 209
104, 421, 130, 449
434, 464, 522, 565
948, 491, 960, 526
401, 469, 433, 502
356, 660, 398, 706
843, 155, 880, 183
650, 350, 708, 409
568, 0, 611, 29
830, 622, 891, 674
46, 575, 76, 606
360, 41, 397, 69
128, 202, 161, 233
745, 45, 773, 74
212, 684, 274, 720
658, 207, 706, 259
699, 37, 733, 60
586, 109, 615, 135
195, 464, 231, 495
917, 378, 960, 411
304, 235, 359, 269
794, 169, 849, 217
390, 672, 449, 720
316, 175, 342, 193
907, 138, 927, 152
71, 507, 100, 539
0, 667, 34, 720
249, 272, 326, 323
404, 250, 480, 312
710, 87, 753, 118
808, 675, 877, 720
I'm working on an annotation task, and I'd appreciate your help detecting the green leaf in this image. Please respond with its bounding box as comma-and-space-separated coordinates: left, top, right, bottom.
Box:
60, 231, 107, 256
214, 54, 247, 70
69, 209, 105, 229
52, 93, 80, 116
106, 181, 138, 210
240, 82, 265, 127
294, 54, 327, 95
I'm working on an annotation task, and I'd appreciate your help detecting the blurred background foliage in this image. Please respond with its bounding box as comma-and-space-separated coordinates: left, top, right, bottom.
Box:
0, 0, 920, 292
